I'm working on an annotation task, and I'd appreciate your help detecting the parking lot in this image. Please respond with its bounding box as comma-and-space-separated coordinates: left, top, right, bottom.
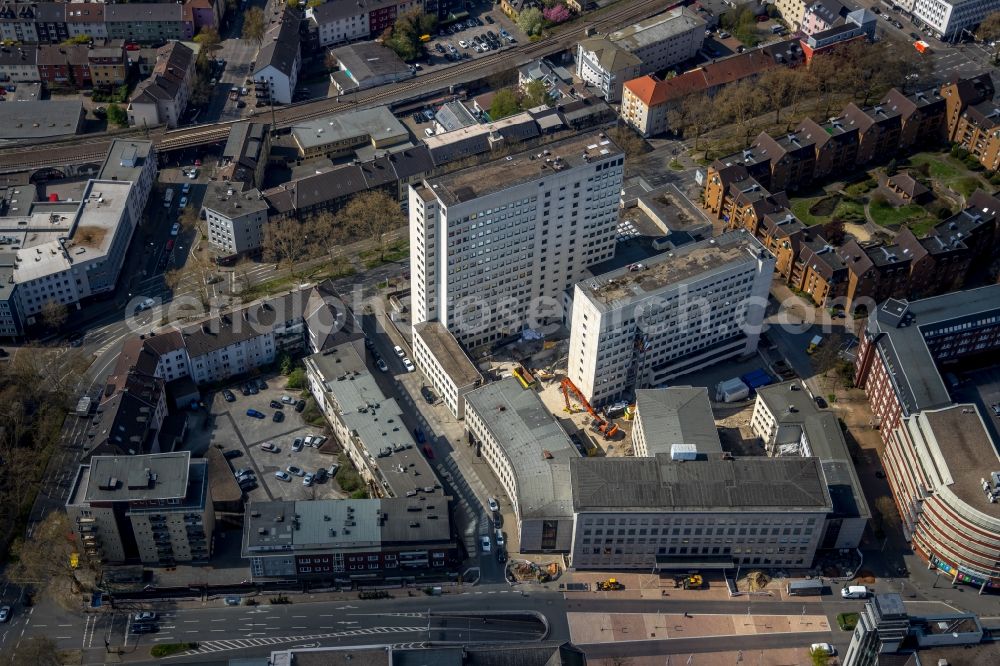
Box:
199, 375, 344, 502
423, 11, 521, 71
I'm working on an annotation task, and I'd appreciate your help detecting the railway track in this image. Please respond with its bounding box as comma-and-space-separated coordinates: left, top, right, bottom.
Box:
0, 0, 667, 170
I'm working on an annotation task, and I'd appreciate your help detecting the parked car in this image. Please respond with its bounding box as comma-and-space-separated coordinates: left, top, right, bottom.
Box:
170, 222, 180, 236
261, 442, 278, 452
303, 473, 314, 486
134, 298, 156, 313
814, 396, 828, 408
256, 379, 268, 390
295, 400, 306, 412
0, 606, 11, 623
315, 468, 328, 482
488, 497, 499, 512
484, 14, 494, 23
376, 358, 389, 372
313, 436, 327, 447
273, 410, 284, 423
414, 428, 426, 444
287, 465, 305, 477
403, 358, 415, 372
238, 479, 257, 492
810, 643, 836, 656
234, 468, 252, 478
421, 386, 435, 404
179, 196, 188, 209
480, 536, 491, 553
495, 529, 505, 547
281, 395, 295, 404
304, 435, 316, 447
223, 449, 242, 460
222, 389, 235, 402
269, 400, 282, 409
423, 445, 434, 459
246, 409, 265, 419
328, 463, 340, 478
274, 470, 291, 481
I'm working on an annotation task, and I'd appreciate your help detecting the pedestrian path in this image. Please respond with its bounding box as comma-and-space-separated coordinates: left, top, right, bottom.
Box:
181, 625, 426, 655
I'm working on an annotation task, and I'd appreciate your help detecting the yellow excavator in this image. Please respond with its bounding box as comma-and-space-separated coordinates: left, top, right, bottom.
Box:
597, 578, 625, 591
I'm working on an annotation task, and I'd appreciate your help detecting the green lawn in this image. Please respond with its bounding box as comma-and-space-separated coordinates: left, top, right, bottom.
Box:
907, 152, 990, 196
359, 239, 409, 269
869, 199, 937, 236
790, 195, 864, 226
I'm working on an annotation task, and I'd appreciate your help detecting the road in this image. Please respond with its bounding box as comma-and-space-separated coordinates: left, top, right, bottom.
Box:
0, 0, 669, 171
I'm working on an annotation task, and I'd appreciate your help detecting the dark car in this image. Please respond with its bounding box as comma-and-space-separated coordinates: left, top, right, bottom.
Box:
813, 396, 828, 409
315, 468, 328, 482
246, 409, 265, 419
497, 548, 507, 563
256, 379, 268, 390
484, 14, 494, 23
240, 384, 251, 396
414, 427, 426, 444
130, 623, 157, 634
295, 400, 306, 413
222, 389, 236, 402
223, 449, 242, 460
269, 400, 283, 409
435, 43, 445, 53
273, 410, 284, 423
910, 31, 921, 40
420, 386, 435, 404
248, 383, 259, 395
875, 470, 886, 479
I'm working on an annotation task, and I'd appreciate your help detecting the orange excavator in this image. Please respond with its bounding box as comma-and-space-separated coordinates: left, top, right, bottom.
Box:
561, 378, 614, 434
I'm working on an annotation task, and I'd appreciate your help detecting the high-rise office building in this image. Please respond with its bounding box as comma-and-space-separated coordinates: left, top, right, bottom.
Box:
409, 132, 624, 349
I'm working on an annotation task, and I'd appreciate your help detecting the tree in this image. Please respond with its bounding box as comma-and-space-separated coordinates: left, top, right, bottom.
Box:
543, 4, 571, 23
242, 7, 266, 46
106, 103, 127, 127
262, 217, 310, 274
975, 11, 1000, 43
715, 80, 766, 147
489, 88, 521, 120
758, 68, 800, 124
9, 512, 91, 590
608, 125, 647, 159
672, 92, 717, 151
522, 79, 551, 109
193, 27, 222, 56
517, 7, 544, 37
62, 34, 92, 45
38, 299, 68, 331
875, 495, 900, 534
10, 637, 62, 666
383, 10, 436, 62
821, 219, 846, 246
336, 190, 405, 262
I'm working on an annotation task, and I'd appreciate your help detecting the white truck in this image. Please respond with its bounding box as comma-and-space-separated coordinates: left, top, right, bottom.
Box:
716, 377, 750, 403
841, 585, 869, 599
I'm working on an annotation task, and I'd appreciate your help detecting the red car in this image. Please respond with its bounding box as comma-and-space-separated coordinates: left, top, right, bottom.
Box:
165, 239, 174, 251
125, 43, 140, 51
423, 445, 434, 459
193, 159, 202, 167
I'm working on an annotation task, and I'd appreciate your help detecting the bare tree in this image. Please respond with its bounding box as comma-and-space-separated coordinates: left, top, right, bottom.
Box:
38, 299, 69, 332
608, 125, 648, 159
9, 512, 94, 590
242, 7, 266, 47
680, 92, 717, 152
336, 191, 405, 262
262, 217, 310, 274
758, 68, 801, 124
10, 636, 62, 666
715, 81, 767, 148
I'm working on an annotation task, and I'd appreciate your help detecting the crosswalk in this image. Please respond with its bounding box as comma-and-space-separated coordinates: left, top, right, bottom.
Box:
183, 626, 426, 655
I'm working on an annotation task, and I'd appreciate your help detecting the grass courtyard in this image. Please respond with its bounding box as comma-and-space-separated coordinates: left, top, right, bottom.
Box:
906, 152, 991, 197
790, 194, 865, 227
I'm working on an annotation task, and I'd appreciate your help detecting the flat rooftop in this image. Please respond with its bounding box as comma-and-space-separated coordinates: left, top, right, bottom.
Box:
291, 106, 407, 150
571, 455, 832, 512
306, 345, 444, 500
98, 140, 154, 183
69, 451, 194, 504
464, 378, 579, 520
3, 180, 132, 283
578, 230, 766, 311
425, 132, 622, 206
919, 405, 1000, 518
201, 182, 267, 218
609, 7, 705, 51
243, 497, 452, 556
868, 285, 1000, 415
413, 321, 482, 388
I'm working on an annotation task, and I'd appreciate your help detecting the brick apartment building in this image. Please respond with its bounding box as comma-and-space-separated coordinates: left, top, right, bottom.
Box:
853, 287, 1000, 589
703, 75, 998, 309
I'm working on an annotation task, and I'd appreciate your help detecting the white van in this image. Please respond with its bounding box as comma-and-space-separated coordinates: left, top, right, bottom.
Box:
841, 585, 869, 599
